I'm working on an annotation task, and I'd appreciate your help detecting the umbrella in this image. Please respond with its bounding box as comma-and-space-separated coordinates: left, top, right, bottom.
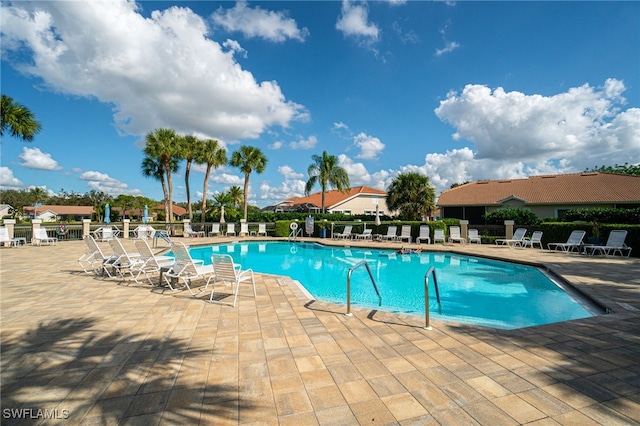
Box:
375, 204, 381, 227
143, 205, 148, 224
104, 203, 111, 224
219, 205, 225, 224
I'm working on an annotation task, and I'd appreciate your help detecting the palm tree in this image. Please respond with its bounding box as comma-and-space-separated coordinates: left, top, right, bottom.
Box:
305, 151, 350, 213
230, 146, 268, 221
195, 139, 227, 225
228, 186, 244, 210
143, 128, 181, 226
141, 155, 178, 221
179, 135, 204, 221
386, 172, 436, 220
1, 94, 42, 141
29, 186, 47, 219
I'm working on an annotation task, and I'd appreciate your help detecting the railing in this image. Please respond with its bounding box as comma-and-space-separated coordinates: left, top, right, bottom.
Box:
345, 260, 381, 316
288, 226, 303, 242
424, 266, 441, 330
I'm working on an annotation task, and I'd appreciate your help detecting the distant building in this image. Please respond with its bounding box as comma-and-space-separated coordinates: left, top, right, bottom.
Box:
271, 186, 388, 216
0, 204, 13, 218
152, 204, 187, 221
23, 205, 95, 222
436, 172, 640, 224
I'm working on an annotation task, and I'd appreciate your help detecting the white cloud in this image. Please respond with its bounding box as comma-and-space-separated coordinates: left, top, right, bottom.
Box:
18, 147, 62, 171
435, 40, 459, 56
353, 132, 385, 159
289, 135, 317, 150
212, 1, 309, 42
78, 170, 141, 196
1, 1, 306, 142
435, 79, 640, 172
268, 141, 283, 150
210, 172, 244, 186
0, 167, 23, 189
336, 1, 379, 43
278, 165, 303, 179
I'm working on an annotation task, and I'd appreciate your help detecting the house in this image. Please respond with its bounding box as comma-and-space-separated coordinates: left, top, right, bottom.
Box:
152, 204, 187, 221
0, 204, 13, 218
436, 172, 640, 224
23, 205, 95, 222
272, 186, 388, 215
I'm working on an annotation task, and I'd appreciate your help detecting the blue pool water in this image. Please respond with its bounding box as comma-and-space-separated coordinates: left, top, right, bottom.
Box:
186, 241, 598, 329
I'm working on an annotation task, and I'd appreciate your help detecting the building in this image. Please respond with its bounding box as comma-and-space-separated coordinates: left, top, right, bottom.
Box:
437, 172, 640, 224
152, 204, 187, 221
272, 186, 388, 216
23, 205, 95, 222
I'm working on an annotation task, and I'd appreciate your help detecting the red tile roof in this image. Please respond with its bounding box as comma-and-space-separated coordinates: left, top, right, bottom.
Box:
437, 173, 640, 206
152, 204, 187, 216
23, 205, 95, 215
284, 186, 386, 208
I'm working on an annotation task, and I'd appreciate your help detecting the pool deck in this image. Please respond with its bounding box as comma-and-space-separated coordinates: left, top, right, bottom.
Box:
1, 237, 639, 425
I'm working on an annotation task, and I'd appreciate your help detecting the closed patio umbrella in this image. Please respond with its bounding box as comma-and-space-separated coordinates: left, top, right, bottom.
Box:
104, 203, 111, 224
375, 204, 381, 227
143, 205, 148, 224
219, 205, 225, 224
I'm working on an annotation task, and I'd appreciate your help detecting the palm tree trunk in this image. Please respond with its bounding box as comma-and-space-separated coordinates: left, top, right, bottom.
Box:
201, 165, 212, 226
185, 159, 192, 220
243, 173, 250, 221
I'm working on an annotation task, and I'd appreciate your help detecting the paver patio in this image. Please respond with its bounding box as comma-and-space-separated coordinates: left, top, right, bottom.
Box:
1, 237, 639, 425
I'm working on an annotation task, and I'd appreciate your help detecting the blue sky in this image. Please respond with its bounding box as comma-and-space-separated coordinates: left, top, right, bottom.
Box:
1, 0, 639, 208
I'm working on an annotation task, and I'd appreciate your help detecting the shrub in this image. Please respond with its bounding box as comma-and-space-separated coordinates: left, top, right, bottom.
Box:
484, 208, 541, 225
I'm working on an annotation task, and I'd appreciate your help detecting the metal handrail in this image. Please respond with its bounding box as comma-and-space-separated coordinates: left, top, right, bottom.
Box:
424, 266, 441, 329
346, 260, 381, 316
288, 227, 303, 242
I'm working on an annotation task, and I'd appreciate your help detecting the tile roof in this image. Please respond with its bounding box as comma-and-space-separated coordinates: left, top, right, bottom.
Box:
152, 204, 187, 216
284, 186, 387, 209
437, 173, 640, 206
23, 205, 95, 215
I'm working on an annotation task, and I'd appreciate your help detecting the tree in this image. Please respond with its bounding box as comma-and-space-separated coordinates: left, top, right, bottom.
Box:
230, 146, 268, 221
29, 186, 48, 219
179, 135, 204, 220
228, 186, 244, 209
386, 172, 436, 221
1, 94, 42, 141
143, 129, 181, 226
195, 139, 227, 225
585, 163, 640, 176
305, 151, 350, 213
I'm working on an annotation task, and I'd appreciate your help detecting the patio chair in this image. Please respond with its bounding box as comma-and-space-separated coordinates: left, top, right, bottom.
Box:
257, 223, 267, 237
132, 238, 176, 285
32, 228, 58, 246
108, 238, 142, 279
0, 226, 24, 247
354, 228, 373, 240
547, 230, 586, 253
78, 235, 118, 276
433, 229, 446, 244
416, 225, 431, 245
184, 223, 205, 238
207, 254, 256, 307
226, 223, 236, 236
162, 242, 214, 294
448, 226, 466, 245
468, 229, 481, 244
135, 225, 156, 239
521, 231, 543, 249
495, 228, 527, 248
380, 226, 398, 242
334, 225, 353, 239
208, 223, 221, 237
94, 226, 119, 242
239, 222, 249, 237
398, 225, 412, 243
584, 230, 632, 257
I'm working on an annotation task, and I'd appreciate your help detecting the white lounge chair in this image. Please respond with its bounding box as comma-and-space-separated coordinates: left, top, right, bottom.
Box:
416, 225, 431, 245
162, 242, 214, 294
94, 226, 119, 242
132, 238, 175, 285
354, 229, 373, 240
239, 222, 249, 237
108, 238, 142, 279
434, 229, 446, 244
334, 225, 353, 239
398, 225, 412, 243
380, 226, 398, 241
521, 231, 543, 249
257, 223, 267, 237
468, 229, 481, 244
0, 226, 24, 247
496, 228, 527, 248
226, 223, 236, 236
448, 226, 466, 245
585, 230, 632, 257
548, 230, 586, 253
208, 223, 221, 237
135, 225, 156, 239
32, 228, 58, 246
184, 223, 205, 238
78, 235, 118, 276
207, 254, 256, 307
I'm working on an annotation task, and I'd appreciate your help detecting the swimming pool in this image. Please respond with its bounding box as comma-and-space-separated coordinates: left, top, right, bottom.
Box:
187, 241, 600, 329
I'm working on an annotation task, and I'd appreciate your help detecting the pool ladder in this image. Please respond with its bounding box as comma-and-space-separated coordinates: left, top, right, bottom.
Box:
424, 266, 442, 330
345, 260, 381, 316
288, 227, 303, 243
